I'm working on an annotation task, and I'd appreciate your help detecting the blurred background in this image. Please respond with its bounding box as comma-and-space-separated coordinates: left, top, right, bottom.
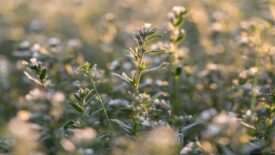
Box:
0, 0, 274, 153
1, 0, 274, 103
0, 0, 274, 116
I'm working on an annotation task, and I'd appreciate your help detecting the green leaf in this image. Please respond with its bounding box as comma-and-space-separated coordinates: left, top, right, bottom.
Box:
146, 27, 158, 36
175, 16, 184, 27
30, 65, 40, 74
141, 62, 169, 74
112, 72, 131, 85
182, 122, 203, 137
74, 94, 82, 102
70, 102, 84, 113
175, 67, 182, 76
175, 33, 186, 44
146, 49, 166, 55
39, 69, 47, 80
146, 34, 161, 43
122, 72, 132, 82
64, 120, 80, 129
123, 50, 135, 59
111, 119, 134, 135
24, 71, 43, 86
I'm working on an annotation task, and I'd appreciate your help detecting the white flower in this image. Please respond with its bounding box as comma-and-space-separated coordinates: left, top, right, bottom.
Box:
199, 108, 217, 121
172, 6, 186, 15
48, 37, 60, 46
18, 110, 31, 121
239, 70, 248, 79
53, 92, 65, 102
204, 124, 221, 137
141, 118, 151, 127
144, 23, 152, 29
248, 67, 258, 75
32, 44, 41, 51
22, 60, 29, 66
19, 41, 30, 49
72, 128, 96, 143
167, 12, 175, 20
25, 88, 48, 100
245, 110, 252, 117
180, 142, 195, 154
105, 13, 115, 21
60, 138, 75, 152
30, 58, 37, 64
211, 22, 223, 31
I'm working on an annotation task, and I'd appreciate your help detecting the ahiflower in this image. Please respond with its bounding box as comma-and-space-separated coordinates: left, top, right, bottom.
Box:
172, 6, 186, 16
30, 58, 38, 65
144, 23, 152, 29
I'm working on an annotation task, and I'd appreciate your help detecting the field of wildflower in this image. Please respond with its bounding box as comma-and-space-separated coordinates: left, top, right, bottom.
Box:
0, 0, 274, 154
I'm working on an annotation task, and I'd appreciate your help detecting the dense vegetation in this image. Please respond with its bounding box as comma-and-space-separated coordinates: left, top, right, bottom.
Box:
0, 1, 274, 154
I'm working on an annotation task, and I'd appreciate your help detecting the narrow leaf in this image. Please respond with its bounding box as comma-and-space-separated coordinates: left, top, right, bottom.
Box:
122, 50, 135, 59
176, 16, 184, 27
146, 49, 166, 55
182, 122, 203, 137
24, 71, 43, 86
141, 62, 169, 74
122, 72, 132, 82
39, 69, 47, 80
30, 65, 40, 74
175, 34, 185, 44
64, 120, 80, 129
146, 34, 162, 43
111, 119, 133, 135
112, 72, 131, 85
70, 102, 84, 113
74, 94, 82, 102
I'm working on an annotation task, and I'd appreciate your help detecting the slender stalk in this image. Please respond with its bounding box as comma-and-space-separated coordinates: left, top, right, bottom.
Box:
251, 57, 259, 111
88, 74, 113, 134
251, 33, 261, 111
167, 6, 188, 115
172, 76, 180, 112
117, 24, 159, 134
132, 51, 145, 134
171, 40, 181, 114
134, 52, 145, 94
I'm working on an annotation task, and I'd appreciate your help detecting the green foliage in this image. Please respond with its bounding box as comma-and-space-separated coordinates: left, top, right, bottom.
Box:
0, 1, 274, 155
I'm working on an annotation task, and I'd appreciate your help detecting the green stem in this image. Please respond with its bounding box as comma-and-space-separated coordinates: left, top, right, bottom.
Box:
251, 32, 261, 111
251, 50, 260, 111
171, 41, 181, 114
132, 115, 139, 135
134, 50, 145, 94
172, 75, 180, 114
131, 48, 146, 133
134, 70, 142, 94
88, 75, 113, 135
